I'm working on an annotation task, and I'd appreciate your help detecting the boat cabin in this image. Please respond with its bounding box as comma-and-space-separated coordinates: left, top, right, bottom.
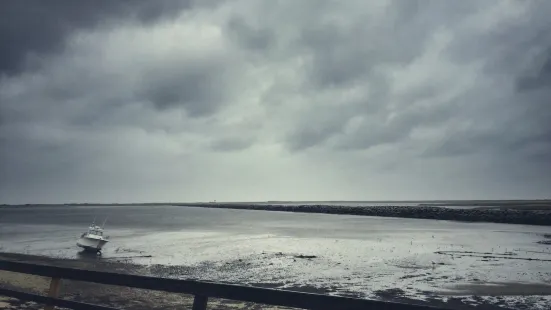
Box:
87, 225, 104, 236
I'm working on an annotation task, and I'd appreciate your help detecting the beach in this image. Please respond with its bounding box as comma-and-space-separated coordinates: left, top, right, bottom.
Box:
1, 204, 550, 309
0, 253, 297, 310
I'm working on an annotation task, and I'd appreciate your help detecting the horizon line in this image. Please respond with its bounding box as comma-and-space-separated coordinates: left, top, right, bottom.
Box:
2, 198, 551, 206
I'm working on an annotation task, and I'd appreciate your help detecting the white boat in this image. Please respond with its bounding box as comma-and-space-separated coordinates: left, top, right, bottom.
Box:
77, 220, 109, 253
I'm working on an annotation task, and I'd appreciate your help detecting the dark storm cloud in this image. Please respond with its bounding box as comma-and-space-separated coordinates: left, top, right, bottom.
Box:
209, 136, 255, 152
517, 49, 551, 92
424, 23, 551, 161
2, 0, 551, 203
226, 16, 276, 51
281, 1, 551, 162
0, 0, 191, 75
287, 119, 343, 152
139, 60, 230, 117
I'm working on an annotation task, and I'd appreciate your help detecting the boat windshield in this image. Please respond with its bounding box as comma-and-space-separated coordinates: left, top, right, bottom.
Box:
88, 228, 103, 236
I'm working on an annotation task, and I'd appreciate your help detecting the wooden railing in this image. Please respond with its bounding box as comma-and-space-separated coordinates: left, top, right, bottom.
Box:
0, 259, 446, 310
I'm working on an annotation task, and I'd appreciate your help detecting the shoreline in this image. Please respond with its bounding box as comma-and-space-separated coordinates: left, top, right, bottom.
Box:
2, 201, 551, 226
170, 203, 551, 226
0, 252, 289, 310
0, 252, 530, 310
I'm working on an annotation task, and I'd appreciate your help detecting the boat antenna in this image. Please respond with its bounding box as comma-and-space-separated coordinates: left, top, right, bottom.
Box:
102, 217, 108, 229
92, 216, 97, 226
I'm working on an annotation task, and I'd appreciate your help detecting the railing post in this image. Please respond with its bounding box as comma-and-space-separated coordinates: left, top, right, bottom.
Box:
44, 277, 62, 310
192, 295, 208, 310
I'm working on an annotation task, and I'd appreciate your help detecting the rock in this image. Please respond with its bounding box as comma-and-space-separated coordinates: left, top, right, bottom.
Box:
294, 255, 317, 259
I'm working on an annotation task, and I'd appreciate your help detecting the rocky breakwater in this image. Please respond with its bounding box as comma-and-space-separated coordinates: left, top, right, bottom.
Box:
175, 203, 551, 226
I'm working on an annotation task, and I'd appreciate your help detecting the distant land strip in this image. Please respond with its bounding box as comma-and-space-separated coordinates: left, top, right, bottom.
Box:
2, 201, 551, 226
171, 203, 551, 226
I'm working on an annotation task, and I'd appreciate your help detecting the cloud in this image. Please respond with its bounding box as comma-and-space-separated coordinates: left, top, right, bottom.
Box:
0, 0, 197, 76
1, 0, 550, 203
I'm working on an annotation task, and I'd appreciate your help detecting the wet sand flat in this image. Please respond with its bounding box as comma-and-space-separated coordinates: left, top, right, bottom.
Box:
1, 252, 550, 310
1, 205, 550, 309
0, 254, 296, 310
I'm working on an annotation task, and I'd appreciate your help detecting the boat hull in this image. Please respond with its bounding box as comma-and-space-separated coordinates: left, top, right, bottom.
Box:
77, 237, 108, 252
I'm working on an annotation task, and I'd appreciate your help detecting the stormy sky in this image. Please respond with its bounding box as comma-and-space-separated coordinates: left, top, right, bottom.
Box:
1, 0, 550, 204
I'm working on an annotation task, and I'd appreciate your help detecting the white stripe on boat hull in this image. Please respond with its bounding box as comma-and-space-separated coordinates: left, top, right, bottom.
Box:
77, 237, 108, 251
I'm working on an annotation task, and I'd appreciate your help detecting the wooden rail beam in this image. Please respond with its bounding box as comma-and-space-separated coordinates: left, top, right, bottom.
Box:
0, 259, 447, 310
